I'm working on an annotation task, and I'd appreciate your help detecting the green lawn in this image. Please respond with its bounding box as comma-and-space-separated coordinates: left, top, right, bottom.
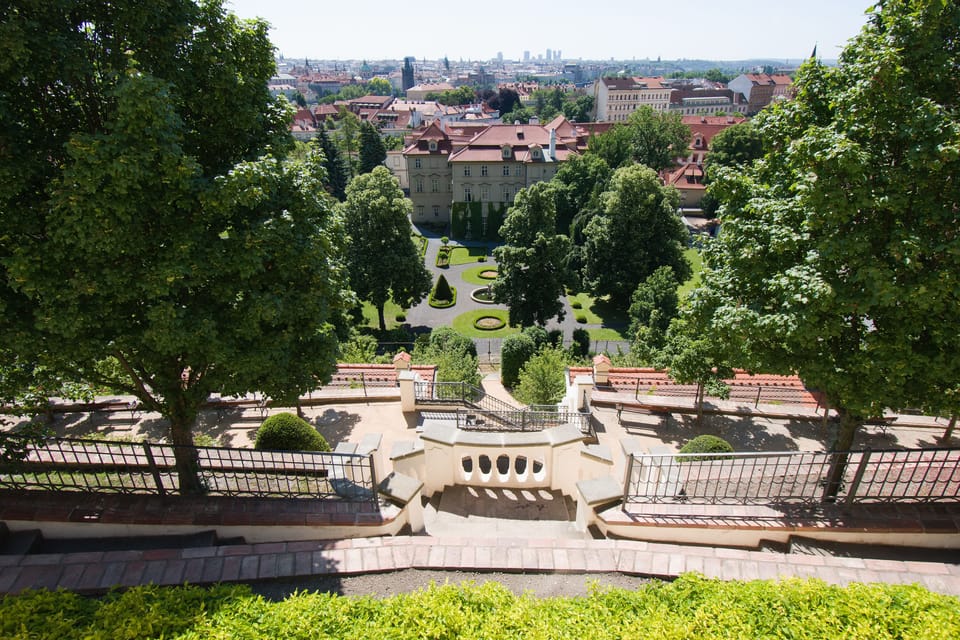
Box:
447, 245, 490, 266
450, 309, 519, 338
588, 327, 630, 341
566, 293, 628, 327
461, 265, 499, 285
360, 300, 405, 330
678, 247, 703, 300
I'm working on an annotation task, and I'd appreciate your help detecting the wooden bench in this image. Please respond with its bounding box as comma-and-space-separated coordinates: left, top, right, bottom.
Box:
616, 403, 670, 425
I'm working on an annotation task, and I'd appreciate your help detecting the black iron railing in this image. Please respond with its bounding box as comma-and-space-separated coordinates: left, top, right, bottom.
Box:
416, 381, 591, 435
623, 447, 960, 506
0, 436, 378, 502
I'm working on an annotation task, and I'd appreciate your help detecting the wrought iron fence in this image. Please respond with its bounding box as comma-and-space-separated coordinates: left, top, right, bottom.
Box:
623, 447, 960, 506
0, 436, 378, 502
415, 381, 591, 435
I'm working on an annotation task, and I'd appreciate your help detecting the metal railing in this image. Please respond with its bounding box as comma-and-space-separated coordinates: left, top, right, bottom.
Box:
0, 436, 378, 503
623, 447, 960, 506
415, 381, 591, 435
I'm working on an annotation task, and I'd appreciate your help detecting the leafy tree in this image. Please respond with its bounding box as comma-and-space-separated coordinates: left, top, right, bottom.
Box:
341, 167, 431, 331
522, 326, 551, 351
628, 266, 680, 359
365, 77, 392, 96
562, 94, 595, 122
335, 106, 361, 176
315, 128, 350, 201
552, 153, 612, 237
500, 106, 535, 124
358, 121, 387, 174
704, 121, 764, 179
412, 327, 480, 387
0, 0, 352, 494
587, 124, 634, 169
657, 317, 733, 428
488, 88, 520, 115
582, 165, 690, 307
500, 333, 536, 388
695, 0, 960, 498
514, 346, 569, 405
493, 183, 572, 327
625, 106, 691, 172
293, 91, 307, 108
338, 332, 380, 363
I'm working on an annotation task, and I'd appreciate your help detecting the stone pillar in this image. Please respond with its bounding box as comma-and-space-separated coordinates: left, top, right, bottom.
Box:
398, 370, 416, 412
574, 374, 594, 411
593, 354, 611, 385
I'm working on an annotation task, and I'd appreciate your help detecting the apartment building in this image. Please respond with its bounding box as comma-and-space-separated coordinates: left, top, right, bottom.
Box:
591, 76, 672, 122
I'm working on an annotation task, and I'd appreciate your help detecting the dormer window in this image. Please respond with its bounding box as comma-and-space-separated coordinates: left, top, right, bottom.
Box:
501, 145, 512, 159
530, 145, 543, 161
428, 140, 438, 151
694, 136, 703, 148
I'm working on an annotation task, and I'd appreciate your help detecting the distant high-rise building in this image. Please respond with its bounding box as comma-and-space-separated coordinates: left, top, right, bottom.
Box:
523, 50, 530, 62
546, 49, 552, 61
556, 50, 562, 61
497, 51, 503, 62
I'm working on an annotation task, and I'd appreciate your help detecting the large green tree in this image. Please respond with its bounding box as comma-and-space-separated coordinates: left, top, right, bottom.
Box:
581, 165, 691, 307
341, 167, 431, 331
696, 0, 960, 498
493, 183, 572, 327
704, 121, 764, 180
358, 121, 387, 174
316, 128, 350, 201
625, 106, 692, 172
0, 0, 353, 494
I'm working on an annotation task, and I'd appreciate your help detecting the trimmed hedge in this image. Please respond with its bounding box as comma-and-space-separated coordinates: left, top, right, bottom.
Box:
254, 412, 329, 452
1, 576, 957, 639
501, 332, 535, 388
680, 434, 734, 459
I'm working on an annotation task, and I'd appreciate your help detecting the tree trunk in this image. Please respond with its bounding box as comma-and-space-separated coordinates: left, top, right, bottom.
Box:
942, 415, 957, 443
695, 381, 704, 428
822, 406, 862, 502
377, 303, 386, 331
167, 395, 206, 496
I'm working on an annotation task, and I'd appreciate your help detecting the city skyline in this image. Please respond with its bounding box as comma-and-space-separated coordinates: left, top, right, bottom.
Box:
227, 0, 874, 63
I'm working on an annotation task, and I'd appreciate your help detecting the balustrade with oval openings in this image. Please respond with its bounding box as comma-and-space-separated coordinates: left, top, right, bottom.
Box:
459, 452, 548, 486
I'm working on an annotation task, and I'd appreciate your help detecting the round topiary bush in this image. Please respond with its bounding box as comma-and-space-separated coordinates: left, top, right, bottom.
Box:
571, 301, 582, 309
254, 412, 330, 452
575, 313, 587, 324
679, 434, 734, 460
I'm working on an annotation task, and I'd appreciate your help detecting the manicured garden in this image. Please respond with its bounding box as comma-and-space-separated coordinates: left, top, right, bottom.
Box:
360, 300, 405, 330
451, 309, 518, 338
461, 265, 499, 286
2, 576, 956, 639
565, 293, 629, 340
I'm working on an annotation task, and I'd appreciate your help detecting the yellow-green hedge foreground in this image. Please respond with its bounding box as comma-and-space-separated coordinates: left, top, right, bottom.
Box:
2, 575, 958, 639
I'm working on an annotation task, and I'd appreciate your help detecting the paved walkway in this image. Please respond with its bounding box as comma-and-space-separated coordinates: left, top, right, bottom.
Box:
3, 533, 959, 596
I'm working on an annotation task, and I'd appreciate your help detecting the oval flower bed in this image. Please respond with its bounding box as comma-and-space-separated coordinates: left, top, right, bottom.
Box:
479, 269, 498, 280
474, 315, 506, 331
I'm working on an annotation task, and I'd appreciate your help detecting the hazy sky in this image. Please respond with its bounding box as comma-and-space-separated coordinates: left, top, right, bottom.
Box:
226, 0, 875, 62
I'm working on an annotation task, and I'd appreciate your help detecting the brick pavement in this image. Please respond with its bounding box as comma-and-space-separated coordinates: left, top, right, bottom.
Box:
2, 534, 959, 597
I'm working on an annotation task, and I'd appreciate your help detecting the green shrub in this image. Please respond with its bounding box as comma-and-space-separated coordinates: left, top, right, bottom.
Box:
547, 329, 563, 348
680, 434, 734, 460
575, 313, 587, 324
1, 578, 958, 638
395, 313, 406, 322
522, 325, 550, 350
514, 346, 570, 405
500, 332, 536, 388
433, 274, 453, 301
428, 326, 477, 357
254, 413, 329, 452
571, 301, 582, 309
571, 328, 591, 358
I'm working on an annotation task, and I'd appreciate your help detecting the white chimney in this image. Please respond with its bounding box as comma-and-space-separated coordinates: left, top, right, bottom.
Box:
549, 128, 556, 159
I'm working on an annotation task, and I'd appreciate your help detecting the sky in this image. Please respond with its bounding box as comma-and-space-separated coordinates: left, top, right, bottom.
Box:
226, 0, 875, 62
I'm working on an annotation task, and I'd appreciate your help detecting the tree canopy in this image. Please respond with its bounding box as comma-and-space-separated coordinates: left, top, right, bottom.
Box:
581, 164, 690, 306
0, 0, 353, 493
695, 0, 960, 494
358, 121, 387, 174
588, 107, 690, 171
340, 167, 431, 331
704, 121, 764, 179
492, 183, 572, 327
